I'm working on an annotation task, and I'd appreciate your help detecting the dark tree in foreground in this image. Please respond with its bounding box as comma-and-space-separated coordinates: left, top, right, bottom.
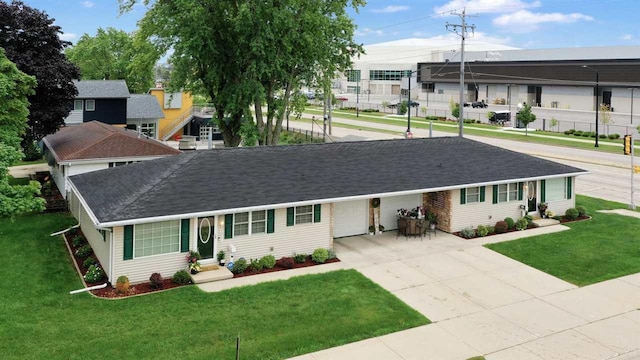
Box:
0, 1, 79, 157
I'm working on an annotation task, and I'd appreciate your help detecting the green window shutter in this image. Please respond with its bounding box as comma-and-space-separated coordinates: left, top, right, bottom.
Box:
492, 185, 498, 204
267, 209, 275, 233
224, 214, 233, 239
287, 207, 294, 226
313, 204, 321, 223
180, 219, 190, 253
518, 182, 524, 201
123, 225, 133, 260
480, 186, 486, 202
460, 188, 466, 205
567, 177, 572, 199
540, 180, 546, 202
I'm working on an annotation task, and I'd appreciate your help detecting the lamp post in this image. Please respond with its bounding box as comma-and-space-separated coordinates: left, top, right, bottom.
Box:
407, 71, 412, 136
582, 65, 599, 147
630, 87, 635, 125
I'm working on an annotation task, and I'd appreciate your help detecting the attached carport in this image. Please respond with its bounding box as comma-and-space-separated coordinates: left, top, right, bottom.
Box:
380, 193, 423, 231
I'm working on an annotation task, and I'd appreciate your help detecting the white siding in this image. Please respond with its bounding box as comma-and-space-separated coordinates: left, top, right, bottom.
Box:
380, 194, 423, 230
111, 219, 194, 284
76, 197, 111, 278
541, 86, 593, 111
50, 163, 66, 198
67, 163, 109, 176
217, 204, 331, 263
64, 110, 83, 125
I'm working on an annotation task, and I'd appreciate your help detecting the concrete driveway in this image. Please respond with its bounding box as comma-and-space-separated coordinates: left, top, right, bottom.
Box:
291, 229, 640, 360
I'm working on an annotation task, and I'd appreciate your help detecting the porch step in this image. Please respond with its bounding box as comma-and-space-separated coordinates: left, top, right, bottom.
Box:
532, 218, 560, 227
191, 267, 234, 284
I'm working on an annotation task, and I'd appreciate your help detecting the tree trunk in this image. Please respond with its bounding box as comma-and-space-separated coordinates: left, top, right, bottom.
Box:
217, 108, 242, 147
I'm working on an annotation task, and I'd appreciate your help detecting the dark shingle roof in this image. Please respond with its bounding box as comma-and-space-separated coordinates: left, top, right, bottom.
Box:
70, 137, 587, 224
43, 121, 181, 162
74, 80, 130, 98
127, 94, 165, 120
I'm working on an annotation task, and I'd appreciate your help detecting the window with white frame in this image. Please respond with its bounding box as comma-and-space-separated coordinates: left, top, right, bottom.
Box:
498, 183, 519, 203
546, 178, 567, 201
85, 99, 95, 111
134, 220, 180, 257
251, 210, 266, 234
466, 187, 481, 203
234, 212, 249, 236
140, 122, 156, 138
295, 205, 313, 224
74, 100, 83, 111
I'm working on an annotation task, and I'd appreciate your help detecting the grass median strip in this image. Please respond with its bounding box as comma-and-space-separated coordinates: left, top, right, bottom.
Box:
0, 212, 428, 359
485, 195, 640, 286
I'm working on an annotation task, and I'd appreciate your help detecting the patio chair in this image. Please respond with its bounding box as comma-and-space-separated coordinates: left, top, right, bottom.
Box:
396, 218, 409, 240
416, 220, 429, 241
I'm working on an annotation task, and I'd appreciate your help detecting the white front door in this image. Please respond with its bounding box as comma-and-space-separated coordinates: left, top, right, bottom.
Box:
334, 200, 369, 238
380, 194, 423, 230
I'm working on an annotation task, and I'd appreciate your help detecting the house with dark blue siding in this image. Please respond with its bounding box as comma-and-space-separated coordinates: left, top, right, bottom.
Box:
64, 80, 130, 125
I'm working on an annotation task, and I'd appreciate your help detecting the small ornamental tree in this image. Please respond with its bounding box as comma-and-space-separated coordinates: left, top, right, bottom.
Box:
516, 103, 537, 136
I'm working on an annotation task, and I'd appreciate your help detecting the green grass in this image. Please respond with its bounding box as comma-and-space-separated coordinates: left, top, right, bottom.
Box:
12, 158, 46, 166
486, 195, 640, 286
0, 213, 428, 359
7, 176, 30, 185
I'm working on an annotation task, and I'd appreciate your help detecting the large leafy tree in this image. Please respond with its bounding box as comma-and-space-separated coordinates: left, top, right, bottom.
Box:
516, 103, 536, 136
0, 48, 45, 216
120, 0, 364, 146
0, 1, 79, 154
66, 27, 157, 94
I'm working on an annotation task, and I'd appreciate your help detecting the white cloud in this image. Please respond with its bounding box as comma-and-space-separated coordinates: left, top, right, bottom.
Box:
59, 33, 78, 42
493, 10, 593, 32
434, 0, 540, 15
621, 34, 633, 41
355, 28, 384, 36
413, 31, 429, 37
80, 1, 94, 8
418, 32, 512, 45
372, 5, 410, 14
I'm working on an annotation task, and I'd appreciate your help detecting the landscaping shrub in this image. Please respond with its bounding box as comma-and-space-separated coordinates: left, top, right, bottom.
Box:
565, 208, 579, 220
589, 132, 597, 138
232, 258, 248, 274
487, 225, 495, 234
75, 244, 93, 259
362, 108, 379, 113
149, 272, 163, 289
460, 226, 476, 239
564, 129, 574, 135
83, 257, 97, 269
72, 235, 87, 248
277, 257, 295, 269
115, 275, 130, 294
476, 225, 489, 237
68, 227, 79, 236
327, 248, 337, 260
504, 217, 515, 230
425, 115, 440, 121
260, 255, 276, 269
573, 130, 583, 136
172, 270, 193, 285
576, 205, 587, 217
515, 217, 528, 231
249, 258, 264, 272
293, 253, 307, 264
494, 220, 508, 234
84, 265, 104, 283
312, 248, 329, 264
524, 214, 533, 224
581, 132, 590, 137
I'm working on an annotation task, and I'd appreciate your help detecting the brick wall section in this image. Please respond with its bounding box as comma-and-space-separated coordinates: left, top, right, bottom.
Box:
423, 191, 453, 233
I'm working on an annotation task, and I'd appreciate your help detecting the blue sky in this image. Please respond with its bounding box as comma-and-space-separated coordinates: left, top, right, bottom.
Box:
22, 0, 640, 49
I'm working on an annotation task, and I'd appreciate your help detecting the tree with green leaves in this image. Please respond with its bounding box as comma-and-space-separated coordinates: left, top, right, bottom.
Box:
66, 27, 157, 94
516, 103, 537, 135
119, 0, 363, 146
0, 48, 45, 216
0, 1, 80, 156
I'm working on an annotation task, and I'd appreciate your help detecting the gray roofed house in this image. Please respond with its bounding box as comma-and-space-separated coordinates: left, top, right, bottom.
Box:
74, 80, 130, 99
65, 80, 131, 126
66, 137, 588, 283
127, 94, 165, 120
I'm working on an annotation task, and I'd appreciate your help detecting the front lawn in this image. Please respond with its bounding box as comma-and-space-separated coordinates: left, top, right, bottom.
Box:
486, 195, 640, 286
0, 213, 428, 359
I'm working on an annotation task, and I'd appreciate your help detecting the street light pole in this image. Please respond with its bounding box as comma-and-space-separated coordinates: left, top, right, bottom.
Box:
630, 87, 635, 125
407, 72, 411, 135
582, 65, 599, 147
356, 76, 360, 118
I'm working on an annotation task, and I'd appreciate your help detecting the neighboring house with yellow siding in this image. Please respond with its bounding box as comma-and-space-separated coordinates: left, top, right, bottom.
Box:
149, 88, 218, 141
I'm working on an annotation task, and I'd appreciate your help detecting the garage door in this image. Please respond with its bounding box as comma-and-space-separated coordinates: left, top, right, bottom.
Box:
380, 194, 423, 231
334, 200, 369, 238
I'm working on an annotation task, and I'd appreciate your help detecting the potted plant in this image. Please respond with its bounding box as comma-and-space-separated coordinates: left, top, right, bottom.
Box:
427, 212, 438, 230
538, 202, 548, 218
217, 250, 226, 266
368, 225, 376, 235
378, 225, 384, 234
186, 250, 202, 274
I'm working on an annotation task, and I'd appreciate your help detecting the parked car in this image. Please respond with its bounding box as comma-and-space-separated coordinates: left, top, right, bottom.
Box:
387, 100, 419, 108
464, 101, 488, 108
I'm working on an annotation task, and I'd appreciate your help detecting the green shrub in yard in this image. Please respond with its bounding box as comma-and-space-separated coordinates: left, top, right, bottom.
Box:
149, 272, 163, 289
260, 255, 276, 269
515, 217, 529, 231
573, 130, 583, 136
581, 132, 590, 137
599, 134, 607, 139
83, 257, 97, 268
172, 270, 192, 285
75, 244, 93, 259
476, 225, 489, 237
72, 235, 86, 247
494, 220, 508, 234
564, 129, 574, 135
487, 225, 495, 234
565, 208, 579, 220
576, 205, 587, 217
504, 217, 515, 230
232, 258, 248, 274
67, 227, 79, 236
115, 275, 130, 294
249, 258, 264, 272
294, 253, 307, 264
327, 248, 337, 260
312, 248, 329, 264
460, 226, 476, 239
84, 265, 104, 283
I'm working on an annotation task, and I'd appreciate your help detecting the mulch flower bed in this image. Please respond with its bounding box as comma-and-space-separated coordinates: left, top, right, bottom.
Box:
453, 215, 590, 239
231, 256, 340, 278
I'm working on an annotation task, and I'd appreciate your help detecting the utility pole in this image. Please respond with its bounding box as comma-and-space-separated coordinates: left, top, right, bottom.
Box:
446, 8, 476, 138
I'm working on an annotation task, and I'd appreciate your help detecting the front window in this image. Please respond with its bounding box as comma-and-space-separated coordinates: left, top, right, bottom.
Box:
251, 210, 266, 234
140, 122, 156, 138
498, 183, 519, 203
234, 212, 249, 236
85, 99, 95, 111
74, 100, 83, 111
546, 178, 567, 201
466, 187, 480, 203
134, 220, 180, 257
295, 205, 313, 224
